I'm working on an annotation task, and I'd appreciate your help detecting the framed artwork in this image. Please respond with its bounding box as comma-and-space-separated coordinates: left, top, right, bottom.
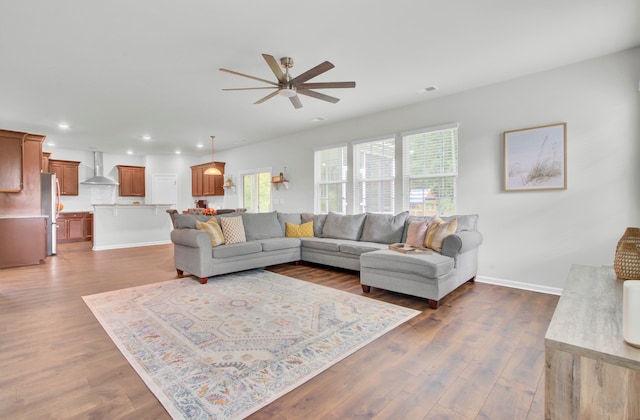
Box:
503, 122, 567, 191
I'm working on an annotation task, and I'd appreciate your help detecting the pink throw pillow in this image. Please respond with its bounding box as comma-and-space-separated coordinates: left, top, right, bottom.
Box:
405, 220, 429, 247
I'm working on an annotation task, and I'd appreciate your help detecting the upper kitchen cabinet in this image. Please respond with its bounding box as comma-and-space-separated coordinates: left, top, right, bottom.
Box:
0, 129, 45, 215
48, 159, 80, 196
0, 130, 25, 192
191, 162, 225, 196
116, 165, 145, 197
41, 151, 51, 172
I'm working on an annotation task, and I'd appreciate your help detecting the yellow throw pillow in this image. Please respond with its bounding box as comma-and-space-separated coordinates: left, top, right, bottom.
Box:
195, 218, 225, 247
220, 216, 246, 244
285, 221, 314, 237
424, 217, 457, 252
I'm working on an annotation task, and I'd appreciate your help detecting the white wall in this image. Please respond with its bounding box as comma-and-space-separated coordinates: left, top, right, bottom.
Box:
216, 48, 640, 290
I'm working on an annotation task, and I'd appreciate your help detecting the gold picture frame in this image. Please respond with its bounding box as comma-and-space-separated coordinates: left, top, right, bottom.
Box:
503, 122, 567, 191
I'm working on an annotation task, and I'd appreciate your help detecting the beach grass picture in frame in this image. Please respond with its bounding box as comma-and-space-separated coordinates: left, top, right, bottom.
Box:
504, 122, 567, 191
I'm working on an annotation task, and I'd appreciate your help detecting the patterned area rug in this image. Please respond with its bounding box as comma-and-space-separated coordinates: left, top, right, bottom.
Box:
83, 270, 420, 419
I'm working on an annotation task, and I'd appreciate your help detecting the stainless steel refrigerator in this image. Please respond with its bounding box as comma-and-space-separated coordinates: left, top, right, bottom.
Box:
41, 172, 60, 255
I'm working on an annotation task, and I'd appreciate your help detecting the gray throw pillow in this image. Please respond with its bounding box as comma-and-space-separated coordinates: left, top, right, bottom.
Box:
242, 211, 283, 240
321, 212, 367, 240
360, 211, 409, 244
301, 213, 327, 237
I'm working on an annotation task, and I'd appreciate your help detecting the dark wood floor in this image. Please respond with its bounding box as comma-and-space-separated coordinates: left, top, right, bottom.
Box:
0, 241, 558, 419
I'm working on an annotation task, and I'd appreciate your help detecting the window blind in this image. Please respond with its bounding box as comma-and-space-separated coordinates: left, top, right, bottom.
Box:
354, 137, 395, 214
314, 146, 347, 213
402, 125, 458, 216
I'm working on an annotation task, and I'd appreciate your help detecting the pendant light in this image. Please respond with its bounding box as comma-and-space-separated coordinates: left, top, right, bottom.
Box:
204, 135, 222, 175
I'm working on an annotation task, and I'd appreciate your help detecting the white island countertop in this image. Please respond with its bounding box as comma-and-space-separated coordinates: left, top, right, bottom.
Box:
92, 204, 175, 251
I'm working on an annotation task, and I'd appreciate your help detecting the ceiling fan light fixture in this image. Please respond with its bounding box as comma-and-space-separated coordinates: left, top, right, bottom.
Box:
278, 87, 297, 97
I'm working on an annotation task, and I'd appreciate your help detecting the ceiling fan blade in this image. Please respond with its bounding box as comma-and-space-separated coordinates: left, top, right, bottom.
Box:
296, 88, 340, 104
289, 95, 303, 109
262, 54, 286, 84
219, 68, 279, 87
222, 87, 278, 91
290, 61, 334, 85
300, 81, 356, 89
254, 90, 280, 105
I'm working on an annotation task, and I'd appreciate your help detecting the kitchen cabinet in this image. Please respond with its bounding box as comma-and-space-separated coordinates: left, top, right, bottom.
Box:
57, 212, 92, 243
116, 165, 145, 197
0, 130, 45, 215
191, 162, 225, 196
0, 130, 24, 192
0, 216, 47, 268
48, 159, 80, 196
41, 151, 51, 172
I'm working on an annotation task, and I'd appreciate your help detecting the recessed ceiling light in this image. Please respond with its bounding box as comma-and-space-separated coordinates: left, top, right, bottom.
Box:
127, 150, 133, 155
58, 122, 69, 129
196, 143, 203, 149
143, 135, 151, 141
175, 150, 181, 155
417, 86, 438, 94
311, 117, 326, 122
48, 142, 55, 147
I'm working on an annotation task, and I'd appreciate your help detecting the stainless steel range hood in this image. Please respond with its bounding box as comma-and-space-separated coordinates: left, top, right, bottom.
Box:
81, 151, 119, 185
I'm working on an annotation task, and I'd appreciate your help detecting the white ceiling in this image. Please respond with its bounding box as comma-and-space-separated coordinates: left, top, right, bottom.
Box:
1, 1, 638, 155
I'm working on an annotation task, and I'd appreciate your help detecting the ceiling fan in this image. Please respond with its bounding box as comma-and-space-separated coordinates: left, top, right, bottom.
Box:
219, 54, 356, 109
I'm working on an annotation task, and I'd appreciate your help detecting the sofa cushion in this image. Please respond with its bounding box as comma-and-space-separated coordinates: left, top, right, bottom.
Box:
212, 242, 262, 259
242, 211, 283, 241
425, 217, 458, 252
260, 237, 302, 252
285, 221, 314, 238
220, 216, 247, 244
175, 213, 211, 229
321, 212, 366, 240
443, 214, 479, 232
405, 220, 429, 247
339, 241, 387, 256
301, 213, 326, 237
360, 212, 409, 244
300, 238, 341, 252
195, 218, 225, 247
277, 212, 302, 235
360, 249, 455, 278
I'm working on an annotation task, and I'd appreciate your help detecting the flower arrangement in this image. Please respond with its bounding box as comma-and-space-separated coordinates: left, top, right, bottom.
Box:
203, 208, 217, 216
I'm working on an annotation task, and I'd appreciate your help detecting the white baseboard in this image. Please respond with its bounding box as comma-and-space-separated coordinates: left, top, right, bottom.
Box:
476, 275, 562, 296
93, 240, 171, 251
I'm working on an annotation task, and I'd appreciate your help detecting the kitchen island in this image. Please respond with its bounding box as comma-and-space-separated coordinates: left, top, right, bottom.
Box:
92, 204, 174, 251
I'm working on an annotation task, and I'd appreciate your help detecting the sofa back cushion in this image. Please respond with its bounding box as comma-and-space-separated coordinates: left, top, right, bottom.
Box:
301, 213, 326, 237
175, 213, 212, 229
321, 212, 367, 240
241, 211, 283, 241
360, 212, 409, 244
277, 212, 302, 235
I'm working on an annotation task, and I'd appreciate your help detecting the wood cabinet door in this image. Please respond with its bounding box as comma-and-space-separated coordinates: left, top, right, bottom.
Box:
84, 214, 93, 240
0, 133, 24, 192
57, 218, 68, 240
62, 164, 78, 195
117, 166, 145, 197
67, 218, 84, 240
191, 167, 203, 196
49, 160, 79, 196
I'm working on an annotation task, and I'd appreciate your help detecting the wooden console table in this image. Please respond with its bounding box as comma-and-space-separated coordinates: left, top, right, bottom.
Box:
545, 264, 640, 419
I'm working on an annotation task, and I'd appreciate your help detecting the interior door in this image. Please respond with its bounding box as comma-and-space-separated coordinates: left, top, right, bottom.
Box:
152, 174, 177, 206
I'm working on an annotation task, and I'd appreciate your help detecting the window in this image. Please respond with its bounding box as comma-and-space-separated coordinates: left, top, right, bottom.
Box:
354, 137, 395, 214
315, 146, 347, 213
402, 124, 458, 216
242, 171, 271, 212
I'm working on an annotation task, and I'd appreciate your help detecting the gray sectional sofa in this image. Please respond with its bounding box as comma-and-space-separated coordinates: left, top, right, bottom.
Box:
168, 210, 482, 308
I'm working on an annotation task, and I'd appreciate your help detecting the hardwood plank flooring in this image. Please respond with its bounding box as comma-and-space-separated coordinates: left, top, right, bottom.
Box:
0, 241, 558, 419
